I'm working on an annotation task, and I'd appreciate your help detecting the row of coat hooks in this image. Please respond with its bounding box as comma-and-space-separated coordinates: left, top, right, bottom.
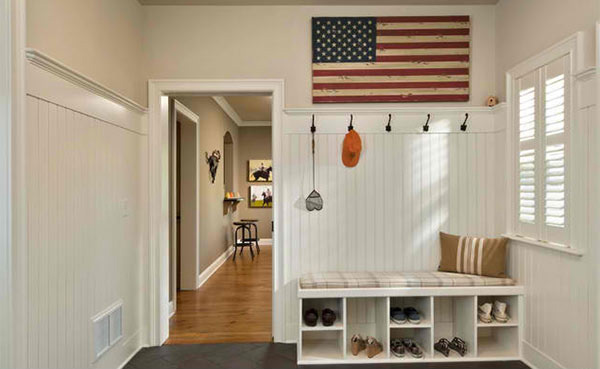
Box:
310, 113, 470, 132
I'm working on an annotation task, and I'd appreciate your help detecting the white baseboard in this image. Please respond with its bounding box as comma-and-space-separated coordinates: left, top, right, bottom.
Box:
522, 340, 565, 369
117, 330, 145, 369
197, 246, 234, 289
259, 238, 272, 246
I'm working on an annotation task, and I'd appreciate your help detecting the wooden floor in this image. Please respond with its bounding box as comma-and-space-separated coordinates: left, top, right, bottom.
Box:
166, 245, 272, 344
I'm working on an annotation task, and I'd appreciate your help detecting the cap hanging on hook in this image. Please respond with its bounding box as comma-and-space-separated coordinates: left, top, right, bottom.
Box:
460, 113, 469, 131
423, 114, 431, 132
347, 114, 354, 131
385, 114, 392, 132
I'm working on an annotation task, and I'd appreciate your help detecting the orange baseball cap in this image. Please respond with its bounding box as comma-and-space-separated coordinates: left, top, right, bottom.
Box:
342, 129, 362, 167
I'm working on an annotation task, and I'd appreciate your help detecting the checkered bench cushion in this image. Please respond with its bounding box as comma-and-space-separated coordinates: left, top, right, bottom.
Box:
299, 271, 515, 289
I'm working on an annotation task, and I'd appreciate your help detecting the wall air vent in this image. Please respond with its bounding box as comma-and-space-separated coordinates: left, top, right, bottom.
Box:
91, 301, 123, 362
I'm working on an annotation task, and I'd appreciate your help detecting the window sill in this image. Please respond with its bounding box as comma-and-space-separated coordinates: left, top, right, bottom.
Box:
502, 234, 584, 257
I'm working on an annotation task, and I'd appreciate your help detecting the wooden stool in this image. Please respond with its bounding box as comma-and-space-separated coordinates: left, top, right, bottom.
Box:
240, 219, 260, 254
233, 222, 254, 261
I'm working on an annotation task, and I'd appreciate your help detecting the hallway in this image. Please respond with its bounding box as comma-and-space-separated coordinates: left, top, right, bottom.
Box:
167, 244, 272, 344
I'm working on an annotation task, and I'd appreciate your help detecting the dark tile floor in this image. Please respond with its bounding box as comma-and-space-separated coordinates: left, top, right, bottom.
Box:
124, 342, 530, 369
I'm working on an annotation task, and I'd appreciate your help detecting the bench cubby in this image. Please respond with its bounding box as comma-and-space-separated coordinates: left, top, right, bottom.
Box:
345, 297, 388, 361
297, 286, 524, 364
433, 296, 476, 358
301, 297, 345, 331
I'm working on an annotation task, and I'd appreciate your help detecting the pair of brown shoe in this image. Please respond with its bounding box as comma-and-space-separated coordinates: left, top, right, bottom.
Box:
350, 334, 382, 358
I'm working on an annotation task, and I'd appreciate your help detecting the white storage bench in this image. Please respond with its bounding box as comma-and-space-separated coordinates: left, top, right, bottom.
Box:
297, 271, 524, 365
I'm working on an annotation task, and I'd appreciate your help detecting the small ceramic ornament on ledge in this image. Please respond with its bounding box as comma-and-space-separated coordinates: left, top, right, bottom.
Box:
486, 96, 499, 107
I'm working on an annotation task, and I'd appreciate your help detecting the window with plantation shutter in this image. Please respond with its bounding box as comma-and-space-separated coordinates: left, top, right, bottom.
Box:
513, 55, 570, 246
518, 85, 536, 225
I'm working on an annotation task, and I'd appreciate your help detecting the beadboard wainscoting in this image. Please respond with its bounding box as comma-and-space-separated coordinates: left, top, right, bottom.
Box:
506, 70, 597, 369
13, 50, 148, 368
281, 108, 507, 340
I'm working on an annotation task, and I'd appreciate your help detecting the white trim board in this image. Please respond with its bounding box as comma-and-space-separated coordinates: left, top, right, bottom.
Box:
197, 246, 234, 289
173, 99, 199, 123
25, 49, 147, 114
25, 51, 147, 135
0, 0, 12, 366
522, 340, 565, 369
147, 79, 285, 346
9, 0, 26, 366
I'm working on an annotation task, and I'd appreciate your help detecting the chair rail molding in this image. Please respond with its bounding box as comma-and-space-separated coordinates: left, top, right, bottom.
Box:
147, 79, 285, 346
25, 49, 147, 114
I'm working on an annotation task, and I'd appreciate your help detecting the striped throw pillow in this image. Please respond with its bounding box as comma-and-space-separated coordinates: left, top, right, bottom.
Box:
438, 232, 508, 278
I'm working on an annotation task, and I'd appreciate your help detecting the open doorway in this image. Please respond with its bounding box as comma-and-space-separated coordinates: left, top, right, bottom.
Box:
168, 100, 200, 319
165, 94, 274, 345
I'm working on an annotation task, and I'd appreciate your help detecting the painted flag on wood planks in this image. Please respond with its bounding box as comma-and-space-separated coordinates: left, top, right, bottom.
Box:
311, 16, 470, 103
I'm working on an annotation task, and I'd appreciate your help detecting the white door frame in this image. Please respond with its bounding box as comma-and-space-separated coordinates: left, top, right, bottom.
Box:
147, 79, 285, 345
169, 99, 201, 315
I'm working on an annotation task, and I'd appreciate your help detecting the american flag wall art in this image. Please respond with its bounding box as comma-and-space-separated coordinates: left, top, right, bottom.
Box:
311, 16, 470, 103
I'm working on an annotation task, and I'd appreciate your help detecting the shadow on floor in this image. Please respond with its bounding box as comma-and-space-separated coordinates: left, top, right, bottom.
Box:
124, 342, 530, 369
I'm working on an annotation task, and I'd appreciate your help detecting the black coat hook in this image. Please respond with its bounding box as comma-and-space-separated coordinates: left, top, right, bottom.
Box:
310, 114, 316, 133
460, 113, 469, 131
423, 114, 431, 132
385, 114, 392, 132
348, 114, 354, 131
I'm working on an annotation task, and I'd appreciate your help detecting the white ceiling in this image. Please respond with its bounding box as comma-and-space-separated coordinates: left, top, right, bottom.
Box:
224, 96, 272, 122
139, 0, 498, 5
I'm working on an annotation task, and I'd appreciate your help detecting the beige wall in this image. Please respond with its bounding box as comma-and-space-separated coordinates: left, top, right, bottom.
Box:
176, 96, 240, 273
237, 126, 273, 239
27, 0, 145, 105
494, 0, 598, 101
142, 5, 497, 107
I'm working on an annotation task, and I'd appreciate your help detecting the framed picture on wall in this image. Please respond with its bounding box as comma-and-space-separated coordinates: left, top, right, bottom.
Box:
248, 159, 272, 182
250, 185, 272, 208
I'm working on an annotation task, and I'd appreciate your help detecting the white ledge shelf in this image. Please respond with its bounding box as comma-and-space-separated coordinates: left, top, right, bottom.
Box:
502, 234, 584, 257
301, 320, 343, 331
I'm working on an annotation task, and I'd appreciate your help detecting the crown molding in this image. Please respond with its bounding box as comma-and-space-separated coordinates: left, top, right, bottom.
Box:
239, 120, 271, 127
211, 96, 271, 126
25, 49, 147, 114
211, 96, 243, 125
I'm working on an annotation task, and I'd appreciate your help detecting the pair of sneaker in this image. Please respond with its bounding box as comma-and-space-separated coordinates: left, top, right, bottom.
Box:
350, 334, 382, 358
478, 301, 510, 323
390, 338, 424, 359
390, 307, 420, 324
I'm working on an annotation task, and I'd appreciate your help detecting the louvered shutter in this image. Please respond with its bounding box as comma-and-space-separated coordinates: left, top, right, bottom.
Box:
514, 56, 570, 245
516, 72, 538, 237
542, 57, 569, 244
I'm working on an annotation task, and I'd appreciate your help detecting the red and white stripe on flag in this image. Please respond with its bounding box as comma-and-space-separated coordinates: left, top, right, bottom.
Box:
311, 16, 470, 103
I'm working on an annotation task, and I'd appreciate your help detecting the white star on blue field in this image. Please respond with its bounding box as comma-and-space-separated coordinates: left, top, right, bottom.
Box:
312, 17, 377, 63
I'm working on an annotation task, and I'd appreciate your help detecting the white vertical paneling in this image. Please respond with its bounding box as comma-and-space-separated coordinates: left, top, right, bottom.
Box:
22, 91, 146, 368
283, 113, 505, 340
505, 98, 596, 369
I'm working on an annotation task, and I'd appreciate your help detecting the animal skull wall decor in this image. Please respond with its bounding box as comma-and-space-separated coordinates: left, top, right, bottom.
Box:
205, 150, 221, 184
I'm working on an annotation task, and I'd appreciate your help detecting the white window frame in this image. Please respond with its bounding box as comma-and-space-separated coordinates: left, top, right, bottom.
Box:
505, 32, 584, 253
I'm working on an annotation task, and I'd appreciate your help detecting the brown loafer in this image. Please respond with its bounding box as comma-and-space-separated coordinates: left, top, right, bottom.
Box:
303, 308, 318, 327
321, 308, 337, 326
350, 334, 366, 356
366, 336, 383, 358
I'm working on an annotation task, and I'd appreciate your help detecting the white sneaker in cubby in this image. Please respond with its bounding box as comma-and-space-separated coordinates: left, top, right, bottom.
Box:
492, 300, 510, 323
